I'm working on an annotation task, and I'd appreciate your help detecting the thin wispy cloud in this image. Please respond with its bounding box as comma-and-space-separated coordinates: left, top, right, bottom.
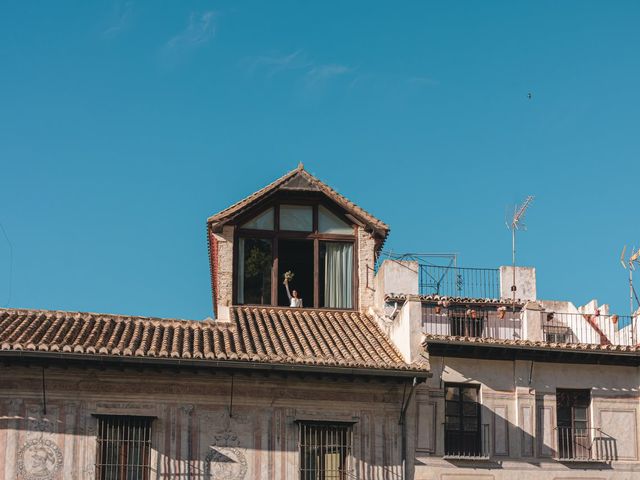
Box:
305, 64, 351, 88
244, 50, 312, 77
244, 49, 352, 92
102, 1, 134, 38
165, 11, 216, 52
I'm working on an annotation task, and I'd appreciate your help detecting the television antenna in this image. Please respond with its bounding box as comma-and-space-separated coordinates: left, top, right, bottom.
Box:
620, 245, 640, 317
507, 195, 534, 307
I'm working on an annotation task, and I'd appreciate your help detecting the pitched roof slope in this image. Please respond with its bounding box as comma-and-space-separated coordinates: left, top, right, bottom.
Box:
207, 164, 389, 237
0, 307, 427, 375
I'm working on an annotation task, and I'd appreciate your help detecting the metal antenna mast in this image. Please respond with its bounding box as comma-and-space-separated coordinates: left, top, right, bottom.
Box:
620, 246, 640, 315
507, 196, 534, 307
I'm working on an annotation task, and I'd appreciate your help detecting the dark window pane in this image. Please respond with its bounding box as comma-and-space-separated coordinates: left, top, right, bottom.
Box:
462, 387, 478, 402
463, 418, 478, 432
463, 402, 478, 416
238, 238, 272, 305
445, 416, 460, 429
445, 387, 459, 401
445, 402, 459, 416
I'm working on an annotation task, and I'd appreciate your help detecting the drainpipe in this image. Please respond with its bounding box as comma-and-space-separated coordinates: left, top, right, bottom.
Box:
399, 377, 421, 480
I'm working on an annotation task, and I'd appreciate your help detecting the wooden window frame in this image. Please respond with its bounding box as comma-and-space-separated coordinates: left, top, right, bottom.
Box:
233, 197, 358, 309
444, 383, 481, 457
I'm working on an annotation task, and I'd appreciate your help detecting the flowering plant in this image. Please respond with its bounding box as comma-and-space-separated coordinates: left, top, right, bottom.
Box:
283, 271, 295, 284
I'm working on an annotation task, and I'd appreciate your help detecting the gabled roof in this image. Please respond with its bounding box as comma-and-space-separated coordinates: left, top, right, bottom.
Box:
0, 307, 428, 377
207, 164, 389, 238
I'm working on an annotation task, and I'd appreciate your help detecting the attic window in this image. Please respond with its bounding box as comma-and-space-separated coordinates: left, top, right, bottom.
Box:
280, 205, 313, 231
318, 206, 352, 234
241, 207, 274, 230
235, 202, 357, 308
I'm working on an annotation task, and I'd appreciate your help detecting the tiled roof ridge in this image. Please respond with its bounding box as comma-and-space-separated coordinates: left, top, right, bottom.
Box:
0, 307, 428, 374
0, 307, 201, 326
206, 165, 389, 233
386, 293, 527, 306
423, 333, 640, 353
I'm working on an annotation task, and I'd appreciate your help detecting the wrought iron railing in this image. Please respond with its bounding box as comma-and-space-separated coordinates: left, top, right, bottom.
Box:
543, 312, 636, 347
422, 305, 523, 341
556, 427, 607, 462
443, 423, 491, 459
419, 265, 500, 299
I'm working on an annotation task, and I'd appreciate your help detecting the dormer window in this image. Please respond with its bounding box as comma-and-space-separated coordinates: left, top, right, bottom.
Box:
235, 202, 355, 309
207, 165, 389, 318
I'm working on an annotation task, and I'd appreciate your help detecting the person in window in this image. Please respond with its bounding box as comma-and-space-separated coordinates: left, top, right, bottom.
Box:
284, 278, 303, 308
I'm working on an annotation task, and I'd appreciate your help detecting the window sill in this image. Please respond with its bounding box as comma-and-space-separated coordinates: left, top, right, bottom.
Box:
443, 454, 491, 461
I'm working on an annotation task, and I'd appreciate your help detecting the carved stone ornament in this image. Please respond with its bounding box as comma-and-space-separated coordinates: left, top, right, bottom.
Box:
17, 438, 63, 480
203, 429, 248, 480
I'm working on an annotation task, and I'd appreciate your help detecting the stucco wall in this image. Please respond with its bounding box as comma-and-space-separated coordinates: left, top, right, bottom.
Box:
0, 365, 413, 480
412, 356, 640, 480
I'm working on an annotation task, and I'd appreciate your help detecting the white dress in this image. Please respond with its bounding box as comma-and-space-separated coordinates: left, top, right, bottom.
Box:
285, 283, 303, 307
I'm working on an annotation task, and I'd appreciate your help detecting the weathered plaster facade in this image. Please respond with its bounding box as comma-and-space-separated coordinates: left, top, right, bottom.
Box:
412, 358, 640, 480
0, 366, 417, 479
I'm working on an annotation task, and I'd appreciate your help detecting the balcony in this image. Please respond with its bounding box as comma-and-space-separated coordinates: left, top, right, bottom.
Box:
555, 427, 609, 462
443, 424, 491, 460
422, 305, 523, 342
422, 305, 637, 348
420, 265, 500, 299
543, 312, 637, 347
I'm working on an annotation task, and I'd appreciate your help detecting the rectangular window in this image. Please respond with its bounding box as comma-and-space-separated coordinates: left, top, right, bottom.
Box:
444, 384, 482, 457
319, 242, 353, 309
299, 422, 352, 480
237, 237, 273, 305
95, 415, 152, 480
280, 205, 313, 231
556, 389, 591, 460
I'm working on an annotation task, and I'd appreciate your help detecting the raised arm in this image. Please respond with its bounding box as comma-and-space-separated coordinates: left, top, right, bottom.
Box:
284, 280, 293, 301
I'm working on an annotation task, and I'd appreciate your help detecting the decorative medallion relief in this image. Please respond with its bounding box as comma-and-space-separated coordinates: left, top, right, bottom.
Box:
17, 438, 63, 480
203, 429, 248, 480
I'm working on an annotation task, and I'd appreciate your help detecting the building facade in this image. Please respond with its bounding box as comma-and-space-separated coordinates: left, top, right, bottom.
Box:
374, 260, 640, 479
1, 165, 639, 479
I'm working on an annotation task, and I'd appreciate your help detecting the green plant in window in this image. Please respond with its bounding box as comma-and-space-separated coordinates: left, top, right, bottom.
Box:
245, 246, 270, 278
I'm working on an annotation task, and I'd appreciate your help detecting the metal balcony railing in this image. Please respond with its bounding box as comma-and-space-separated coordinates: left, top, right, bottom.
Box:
420, 265, 500, 299
556, 427, 607, 462
443, 424, 491, 460
422, 306, 523, 341
543, 312, 637, 347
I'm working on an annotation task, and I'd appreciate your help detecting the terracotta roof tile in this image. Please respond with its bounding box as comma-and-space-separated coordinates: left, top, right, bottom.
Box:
0, 307, 427, 375
423, 333, 640, 353
386, 293, 526, 307
207, 165, 389, 236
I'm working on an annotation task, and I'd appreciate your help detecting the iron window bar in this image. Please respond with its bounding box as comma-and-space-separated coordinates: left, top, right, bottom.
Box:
442, 423, 491, 460
94, 415, 153, 480
298, 421, 354, 480
555, 427, 606, 462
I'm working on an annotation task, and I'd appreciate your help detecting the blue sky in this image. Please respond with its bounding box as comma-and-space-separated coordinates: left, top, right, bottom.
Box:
1, 1, 639, 319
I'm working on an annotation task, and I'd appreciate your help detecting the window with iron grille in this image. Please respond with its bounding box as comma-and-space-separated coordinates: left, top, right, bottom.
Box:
298, 422, 353, 480
444, 384, 481, 457
95, 415, 152, 480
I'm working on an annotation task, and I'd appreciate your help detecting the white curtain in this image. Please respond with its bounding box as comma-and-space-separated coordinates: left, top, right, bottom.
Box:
237, 238, 245, 304
324, 242, 353, 308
